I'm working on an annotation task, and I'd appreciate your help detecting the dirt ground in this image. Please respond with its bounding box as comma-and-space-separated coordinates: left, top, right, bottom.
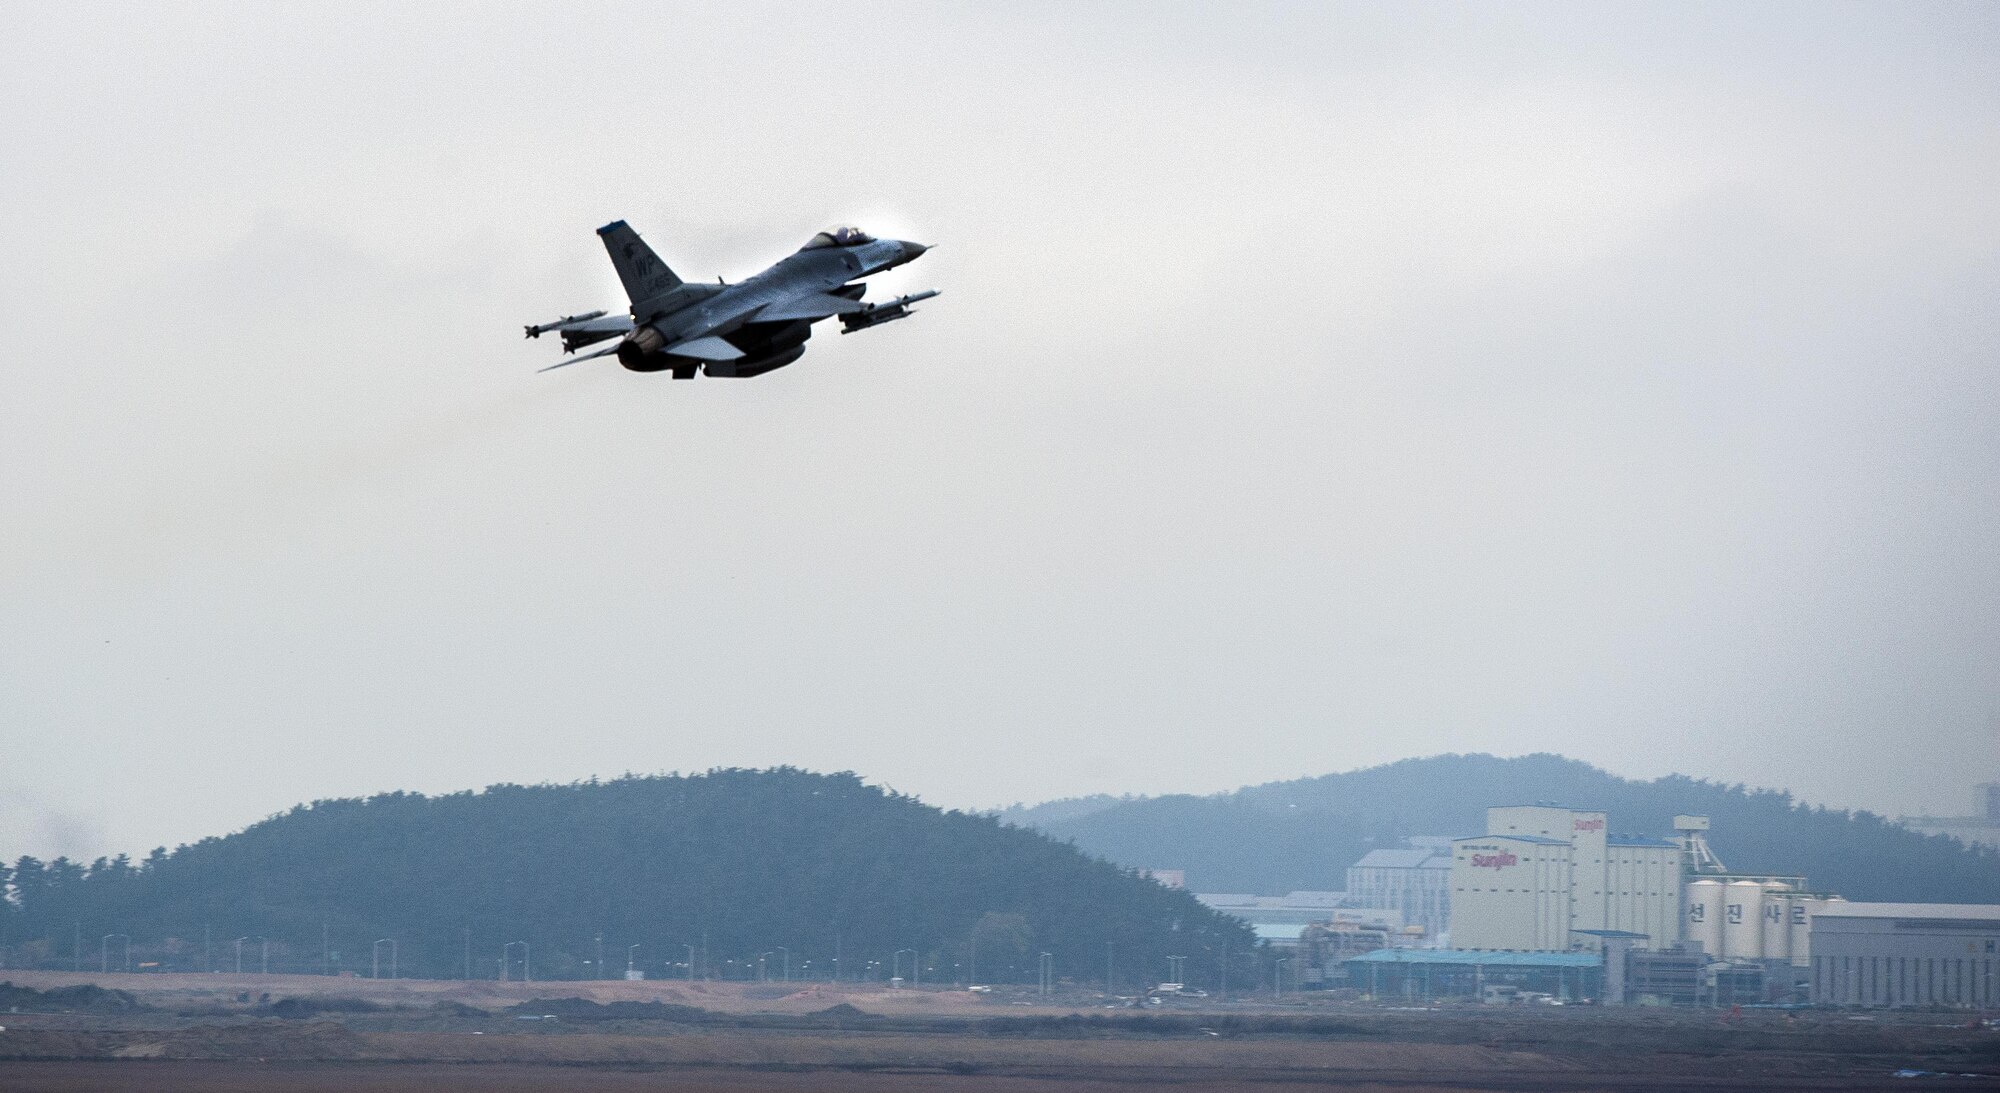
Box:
0, 967, 986, 1016
2, 970, 1995, 1091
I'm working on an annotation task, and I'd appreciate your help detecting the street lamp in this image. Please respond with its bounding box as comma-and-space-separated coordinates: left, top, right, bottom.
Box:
372, 938, 397, 980
101, 934, 131, 974
627, 943, 641, 979
1038, 952, 1054, 997
233, 937, 249, 975
778, 946, 789, 982
759, 952, 772, 982
684, 944, 697, 981
259, 937, 269, 975
894, 949, 918, 986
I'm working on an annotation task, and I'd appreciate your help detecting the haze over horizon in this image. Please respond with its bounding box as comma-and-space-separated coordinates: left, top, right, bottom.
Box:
6, 3, 1997, 863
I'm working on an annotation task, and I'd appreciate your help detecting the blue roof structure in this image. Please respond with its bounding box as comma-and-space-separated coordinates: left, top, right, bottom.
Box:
1452, 833, 1568, 846
1607, 835, 1678, 847
1345, 948, 1601, 968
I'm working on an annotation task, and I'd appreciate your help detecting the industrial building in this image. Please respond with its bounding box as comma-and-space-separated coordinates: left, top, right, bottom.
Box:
1343, 947, 1602, 1003
1193, 891, 1404, 949
1808, 903, 2000, 1008
1898, 783, 2000, 850
1344, 840, 1452, 941
1450, 805, 1682, 952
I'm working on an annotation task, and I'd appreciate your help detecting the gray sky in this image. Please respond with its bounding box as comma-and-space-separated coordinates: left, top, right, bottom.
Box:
4, 2, 1997, 862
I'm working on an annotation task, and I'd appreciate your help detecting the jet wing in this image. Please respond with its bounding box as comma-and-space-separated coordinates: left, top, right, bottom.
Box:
755, 292, 868, 323
554, 315, 634, 334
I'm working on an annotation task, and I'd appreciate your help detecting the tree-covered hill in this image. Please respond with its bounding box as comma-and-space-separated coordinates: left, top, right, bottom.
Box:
2, 769, 1252, 987
1004, 754, 2000, 903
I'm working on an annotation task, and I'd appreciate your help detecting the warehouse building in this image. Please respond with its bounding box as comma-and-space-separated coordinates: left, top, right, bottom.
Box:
1450, 805, 1682, 952
1344, 842, 1452, 941
1808, 903, 2000, 1008
1343, 947, 1601, 1002
1193, 891, 1404, 949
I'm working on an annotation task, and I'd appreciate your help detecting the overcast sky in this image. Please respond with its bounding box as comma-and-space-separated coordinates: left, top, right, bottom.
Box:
4, 2, 1997, 863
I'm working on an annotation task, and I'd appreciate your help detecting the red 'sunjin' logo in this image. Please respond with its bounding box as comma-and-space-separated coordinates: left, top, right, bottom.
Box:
1573, 818, 1604, 832
1470, 852, 1518, 870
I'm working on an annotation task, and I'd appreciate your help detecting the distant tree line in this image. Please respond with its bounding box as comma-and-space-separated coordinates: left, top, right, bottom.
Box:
1, 768, 1255, 990
1013, 753, 2000, 902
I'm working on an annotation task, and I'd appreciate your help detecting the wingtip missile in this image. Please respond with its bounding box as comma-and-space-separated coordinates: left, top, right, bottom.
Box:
524, 310, 609, 339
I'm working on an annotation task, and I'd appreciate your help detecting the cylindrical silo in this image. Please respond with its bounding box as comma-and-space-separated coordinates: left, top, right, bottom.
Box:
1723, 880, 1763, 960
1791, 897, 1823, 967
1687, 879, 1724, 957
1760, 886, 1793, 963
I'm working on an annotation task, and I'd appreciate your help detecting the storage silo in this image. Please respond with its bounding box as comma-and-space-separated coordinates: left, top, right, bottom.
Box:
1791, 895, 1846, 966
1789, 897, 1821, 966
1723, 880, 1763, 959
1687, 878, 1724, 957
1760, 886, 1793, 963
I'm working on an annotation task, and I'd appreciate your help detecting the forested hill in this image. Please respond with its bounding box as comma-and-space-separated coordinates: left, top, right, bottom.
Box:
2, 769, 1252, 986
1000, 754, 2000, 903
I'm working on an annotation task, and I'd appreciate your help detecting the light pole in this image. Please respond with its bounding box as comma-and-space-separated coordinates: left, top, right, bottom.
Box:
1039, 952, 1054, 997
595, 933, 604, 981
504, 941, 530, 983
1167, 955, 1185, 986
259, 937, 269, 975
684, 944, 697, 981
233, 937, 249, 975
373, 938, 397, 980
101, 934, 130, 974
894, 948, 917, 986
759, 952, 772, 982
627, 943, 641, 979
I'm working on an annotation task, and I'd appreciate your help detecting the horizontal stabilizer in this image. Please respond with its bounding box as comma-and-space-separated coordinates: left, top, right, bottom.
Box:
755, 292, 868, 323
537, 343, 622, 372
664, 334, 744, 361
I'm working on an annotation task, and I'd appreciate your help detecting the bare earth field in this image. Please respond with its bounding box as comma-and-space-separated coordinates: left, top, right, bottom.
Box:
2, 971, 1995, 1091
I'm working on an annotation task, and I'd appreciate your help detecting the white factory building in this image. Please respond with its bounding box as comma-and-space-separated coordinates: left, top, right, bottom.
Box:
1344, 841, 1452, 942
1450, 805, 1683, 952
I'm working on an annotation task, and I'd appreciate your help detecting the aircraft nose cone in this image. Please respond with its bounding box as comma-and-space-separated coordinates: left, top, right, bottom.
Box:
902, 241, 930, 259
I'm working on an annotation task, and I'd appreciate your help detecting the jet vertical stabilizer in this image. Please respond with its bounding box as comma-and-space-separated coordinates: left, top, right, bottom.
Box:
598, 220, 683, 320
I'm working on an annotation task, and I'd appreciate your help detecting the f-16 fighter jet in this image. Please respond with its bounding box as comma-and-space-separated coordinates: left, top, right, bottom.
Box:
525, 222, 937, 378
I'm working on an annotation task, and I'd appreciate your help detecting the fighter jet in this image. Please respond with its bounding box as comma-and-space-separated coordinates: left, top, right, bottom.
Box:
525, 221, 937, 378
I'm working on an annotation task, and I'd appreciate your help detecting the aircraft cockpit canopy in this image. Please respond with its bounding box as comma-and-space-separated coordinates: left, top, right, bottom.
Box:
803, 226, 875, 249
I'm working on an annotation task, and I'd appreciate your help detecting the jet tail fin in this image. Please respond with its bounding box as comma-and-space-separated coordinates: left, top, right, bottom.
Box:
597, 220, 683, 318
